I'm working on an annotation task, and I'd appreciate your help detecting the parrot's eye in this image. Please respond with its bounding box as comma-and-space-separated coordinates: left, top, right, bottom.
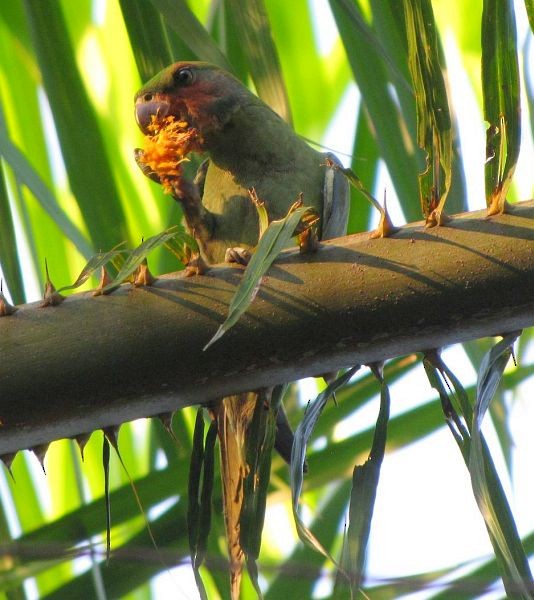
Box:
174, 68, 194, 86
143, 93, 153, 102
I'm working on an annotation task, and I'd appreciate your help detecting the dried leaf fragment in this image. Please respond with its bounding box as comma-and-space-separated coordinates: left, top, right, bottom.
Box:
0, 283, 17, 316
133, 260, 156, 287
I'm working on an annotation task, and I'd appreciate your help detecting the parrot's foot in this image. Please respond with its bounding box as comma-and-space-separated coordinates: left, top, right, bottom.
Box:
224, 247, 252, 265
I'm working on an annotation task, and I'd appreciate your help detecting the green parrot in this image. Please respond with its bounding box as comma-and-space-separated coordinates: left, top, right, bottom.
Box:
134, 61, 348, 598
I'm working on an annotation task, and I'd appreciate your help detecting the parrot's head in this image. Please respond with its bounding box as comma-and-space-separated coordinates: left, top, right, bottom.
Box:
134, 61, 248, 146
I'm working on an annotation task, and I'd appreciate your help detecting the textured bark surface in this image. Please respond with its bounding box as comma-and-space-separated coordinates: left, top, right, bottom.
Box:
2, 200, 534, 453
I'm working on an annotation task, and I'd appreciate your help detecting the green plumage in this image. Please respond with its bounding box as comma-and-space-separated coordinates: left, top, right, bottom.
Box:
135, 61, 348, 263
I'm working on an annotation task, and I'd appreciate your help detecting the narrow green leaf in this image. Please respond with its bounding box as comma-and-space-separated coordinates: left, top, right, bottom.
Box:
37, 501, 189, 600
204, 204, 313, 349
481, 0, 521, 211
225, 0, 292, 122
266, 480, 353, 600
329, 0, 422, 222
262, 1, 350, 140
469, 333, 533, 598
241, 390, 278, 595
313, 355, 418, 439
24, 0, 129, 250
101, 227, 181, 293
188, 409, 205, 560
423, 355, 471, 459
474, 333, 519, 427
149, 0, 232, 71
163, 229, 199, 265
291, 367, 360, 567
525, 0, 534, 33
20, 465, 187, 547
375, 0, 468, 216
0, 130, 93, 259
0, 165, 24, 303
118, 0, 193, 82
425, 337, 534, 600
348, 109, 378, 233
198, 421, 217, 565
56, 245, 126, 293
430, 530, 534, 600
188, 417, 217, 600
403, 0, 452, 222
335, 368, 390, 596
102, 435, 111, 562
330, 0, 411, 94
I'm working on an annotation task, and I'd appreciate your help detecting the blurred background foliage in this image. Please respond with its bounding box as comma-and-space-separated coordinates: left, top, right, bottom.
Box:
1, 0, 534, 598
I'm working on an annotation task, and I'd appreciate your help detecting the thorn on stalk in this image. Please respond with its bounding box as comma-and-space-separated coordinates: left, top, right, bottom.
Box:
73, 432, 92, 461
369, 192, 399, 239
0, 281, 17, 316
41, 259, 65, 307
103, 425, 121, 453
0, 452, 17, 481
487, 196, 512, 217
31, 443, 50, 474
425, 206, 451, 227
92, 266, 113, 296
369, 361, 385, 381
158, 412, 179, 443
133, 260, 156, 287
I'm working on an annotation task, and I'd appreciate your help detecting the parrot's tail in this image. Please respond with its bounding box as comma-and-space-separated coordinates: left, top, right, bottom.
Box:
216, 391, 260, 600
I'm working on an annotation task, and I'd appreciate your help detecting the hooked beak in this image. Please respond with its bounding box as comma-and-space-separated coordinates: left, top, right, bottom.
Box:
134, 96, 171, 134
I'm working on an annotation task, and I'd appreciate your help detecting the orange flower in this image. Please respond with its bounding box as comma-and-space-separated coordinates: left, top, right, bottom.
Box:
140, 115, 200, 193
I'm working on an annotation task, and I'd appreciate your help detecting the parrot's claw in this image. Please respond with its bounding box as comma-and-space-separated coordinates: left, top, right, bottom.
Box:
224, 247, 252, 265
134, 148, 161, 184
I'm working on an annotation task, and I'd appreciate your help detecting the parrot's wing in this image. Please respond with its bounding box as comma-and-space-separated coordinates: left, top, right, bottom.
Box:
321, 152, 349, 240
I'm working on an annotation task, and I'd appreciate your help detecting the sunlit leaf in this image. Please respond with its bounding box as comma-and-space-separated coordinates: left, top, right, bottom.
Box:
187, 409, 215, 600
225, 0, 291, 122
101, 227, 184, 293
0, 129, 93, 259
481, 0, 521, 213
469, 333, 533, 598
204, 203, 316, 349
149, 0, 232, 70
335, 368, 390, 596
424, 337, 534, 599
403, 0, 452, 223
291, 367, 360, 566
56, 244, 126, 293
24, 1, 129, 250
329, 0, 422, 222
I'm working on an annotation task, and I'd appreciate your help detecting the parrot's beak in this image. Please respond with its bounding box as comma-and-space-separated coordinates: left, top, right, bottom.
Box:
135, 96, 171, 134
